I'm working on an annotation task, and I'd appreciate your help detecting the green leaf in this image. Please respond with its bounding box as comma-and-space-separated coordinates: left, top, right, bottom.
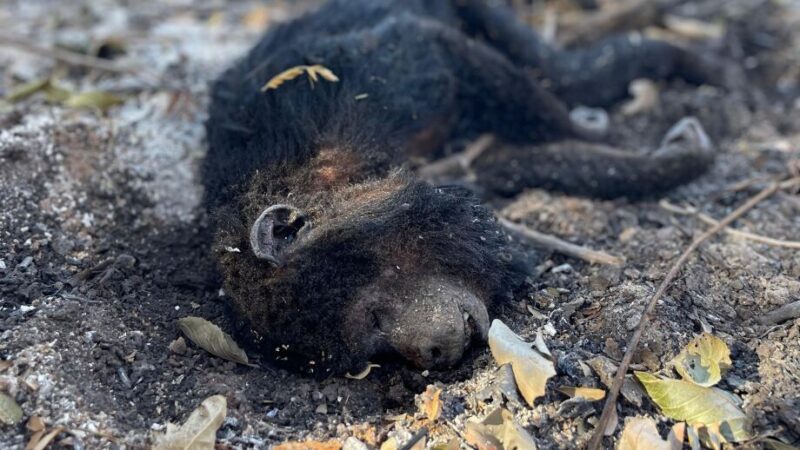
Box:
5, 78, 51, 103
63, 91, 124, 110
635, 372, 752, 443
0, 392, 23, 425
671, 333, 731, 387
178, 316, 250, 365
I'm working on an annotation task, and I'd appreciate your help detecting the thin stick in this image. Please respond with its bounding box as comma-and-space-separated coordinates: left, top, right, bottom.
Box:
660, 200, 800, 249
498, 217, 624, 266
417, 135, 495, 181
0, 33, 136, 75
587, 179, 796, 450
757, 301, 800, 325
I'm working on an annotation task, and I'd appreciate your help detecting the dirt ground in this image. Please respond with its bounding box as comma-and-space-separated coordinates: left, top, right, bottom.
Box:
1, 0, 799, 449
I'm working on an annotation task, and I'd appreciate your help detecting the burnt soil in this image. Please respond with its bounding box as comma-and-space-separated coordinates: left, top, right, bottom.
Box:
1, 0, 799, 449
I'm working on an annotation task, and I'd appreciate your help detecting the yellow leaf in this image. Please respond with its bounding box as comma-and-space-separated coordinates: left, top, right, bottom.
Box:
635, 372, 752, 443
488, 320, 555, 406
419, 385, 442, 421
616, 417, 684, 450
309, 65, 340, 83
556, 386, 606, 401
178, 316, 250, 365
63, 91, 124, 110
671, 333, 731, 387
153, 395, 227, 450
261, 65, 339, 92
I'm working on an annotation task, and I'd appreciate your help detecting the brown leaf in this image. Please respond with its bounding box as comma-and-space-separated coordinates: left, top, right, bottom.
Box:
26, 416, 45, 432
178, 316, 250, 365
242, 6, 272, 31
275, 441, 342, 450
0, 360, 12, 372
28, 427, 65, 450
420, 385, 442, 421
153, 395, 227, 450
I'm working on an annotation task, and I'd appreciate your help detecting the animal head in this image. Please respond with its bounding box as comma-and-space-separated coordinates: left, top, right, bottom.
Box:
212, 154, 529, 374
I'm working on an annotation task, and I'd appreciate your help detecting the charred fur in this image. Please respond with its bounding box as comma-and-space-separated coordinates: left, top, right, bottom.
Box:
204, 0, 719, 374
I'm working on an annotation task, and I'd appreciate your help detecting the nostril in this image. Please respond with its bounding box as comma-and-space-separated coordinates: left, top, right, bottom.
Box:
430, 347, 442, 360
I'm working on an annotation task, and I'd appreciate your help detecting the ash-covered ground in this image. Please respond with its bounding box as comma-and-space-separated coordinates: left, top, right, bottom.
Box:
0, 0, 798, 449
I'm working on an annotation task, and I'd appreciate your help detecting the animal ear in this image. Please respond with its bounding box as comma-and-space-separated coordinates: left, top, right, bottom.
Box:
250, 204, 309, 266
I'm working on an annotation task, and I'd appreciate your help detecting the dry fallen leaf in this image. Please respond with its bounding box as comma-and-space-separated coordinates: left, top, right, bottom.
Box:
0, 360, 12, 372
762, 438, 800, 450
430, 438, 461, 450
178, 316, 250, 365
262, 65, 340, 91
663, 15, 725, 41
4, 78, 51, 103
63, 91, 125, 111
420, 385, 442, 421
24, 416, 47, 450
275, 441, 342, 450
617, 416, 684, 450
243, 5, 271, 31
635, 372, 751, 443
153, 395, 227, 450
556, 386, 606, 401
0, 392, 23, 425
621, 79, 659, 116
465, 408, 537, 450
28, 427, 65, 450
488, 320, 556, 406
671, 333, 731, 387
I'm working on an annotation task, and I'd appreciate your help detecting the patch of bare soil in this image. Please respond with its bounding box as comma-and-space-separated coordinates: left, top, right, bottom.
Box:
1, 0, 798, 449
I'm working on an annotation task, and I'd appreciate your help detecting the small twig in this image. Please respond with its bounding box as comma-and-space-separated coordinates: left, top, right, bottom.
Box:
757, 301, 800, 326
558, 0, 661, 45
587, 178, 798, 450
498, 217, 624, 266
398, 427, 429, 450
418, 135, 495, 182
660, 200, 800, 249
0, 33, 137, 75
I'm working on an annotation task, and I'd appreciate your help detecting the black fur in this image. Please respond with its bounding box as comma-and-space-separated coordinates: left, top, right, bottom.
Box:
204, 0, 718, 373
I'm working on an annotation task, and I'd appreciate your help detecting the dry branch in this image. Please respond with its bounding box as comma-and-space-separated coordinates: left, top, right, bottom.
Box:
0, 33, 137, 75
498, 217, 624, 266
587, 177, 800, 450
660, 200, 800, 249
757, 301, 800, 325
